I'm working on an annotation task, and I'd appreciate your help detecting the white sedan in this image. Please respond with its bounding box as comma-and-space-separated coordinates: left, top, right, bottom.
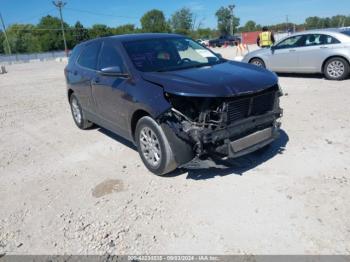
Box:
242, 29, 350, 80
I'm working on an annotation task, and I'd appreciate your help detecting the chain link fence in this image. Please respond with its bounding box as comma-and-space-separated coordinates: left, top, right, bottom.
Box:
0, 51, 67, 64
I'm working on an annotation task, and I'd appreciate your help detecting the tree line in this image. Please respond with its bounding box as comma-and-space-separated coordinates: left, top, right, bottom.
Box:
1, 6, 349, 54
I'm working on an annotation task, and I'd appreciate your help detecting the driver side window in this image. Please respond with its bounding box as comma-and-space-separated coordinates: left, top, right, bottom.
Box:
98, 42, 125, 72
275, 35, 304, 50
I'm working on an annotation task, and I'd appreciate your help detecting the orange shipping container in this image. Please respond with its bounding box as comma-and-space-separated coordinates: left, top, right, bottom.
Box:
242, 31, 260, 45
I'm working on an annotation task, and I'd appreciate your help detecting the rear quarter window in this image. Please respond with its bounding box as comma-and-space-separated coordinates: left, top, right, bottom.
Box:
68, 45, 83, 66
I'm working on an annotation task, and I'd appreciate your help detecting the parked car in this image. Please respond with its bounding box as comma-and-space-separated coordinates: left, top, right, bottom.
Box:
242, 29, 350, 80
196, 39, 209, 46
65, 34, 283, 175
209, 35, 241, 47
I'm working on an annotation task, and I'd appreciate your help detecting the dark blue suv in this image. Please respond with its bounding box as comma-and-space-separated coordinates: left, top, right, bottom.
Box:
65, 33, 283, 175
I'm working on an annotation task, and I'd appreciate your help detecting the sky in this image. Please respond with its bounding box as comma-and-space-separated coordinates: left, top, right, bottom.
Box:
1, 0, 350, 29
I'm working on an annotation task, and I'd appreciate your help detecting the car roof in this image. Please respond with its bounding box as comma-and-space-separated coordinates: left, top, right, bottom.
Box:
278, 28, 350, 43
79, 33, 185, 46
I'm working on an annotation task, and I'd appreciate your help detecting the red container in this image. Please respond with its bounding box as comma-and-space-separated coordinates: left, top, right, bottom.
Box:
242, 31, 260, 45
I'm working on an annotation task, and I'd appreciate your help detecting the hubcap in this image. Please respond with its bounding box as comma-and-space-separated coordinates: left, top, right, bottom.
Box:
71, 98, 82, 124
139, 127, 162, 168
327, 60, 345, 78
252, 60, 263, 67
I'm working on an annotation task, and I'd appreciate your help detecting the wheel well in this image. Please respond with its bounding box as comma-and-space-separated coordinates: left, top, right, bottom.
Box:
322, 56, 350, 71
249, 57, 263, 63
67, 89, 74, 102
131, 110, 150, 140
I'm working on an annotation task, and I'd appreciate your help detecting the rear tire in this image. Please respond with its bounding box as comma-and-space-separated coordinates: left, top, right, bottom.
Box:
135, 116, 177, 176
250, 58, 266, 69
69, 94, 93, 130
323, 57, 349, 80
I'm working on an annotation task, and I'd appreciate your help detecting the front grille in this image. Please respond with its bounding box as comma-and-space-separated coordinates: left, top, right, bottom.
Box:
227, 88, 276, 123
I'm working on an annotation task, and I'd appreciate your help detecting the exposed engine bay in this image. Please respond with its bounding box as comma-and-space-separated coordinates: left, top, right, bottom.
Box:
158, 85, 283, 158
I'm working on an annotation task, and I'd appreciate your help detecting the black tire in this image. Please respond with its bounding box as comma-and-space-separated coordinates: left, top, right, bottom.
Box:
135, 116, 177, 176
250, 58, 266, 69
323, 57, 350, 81
69, 94, 93, 130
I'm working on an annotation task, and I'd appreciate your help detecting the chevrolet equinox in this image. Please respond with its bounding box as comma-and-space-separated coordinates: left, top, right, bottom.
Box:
65, 34, 283, 175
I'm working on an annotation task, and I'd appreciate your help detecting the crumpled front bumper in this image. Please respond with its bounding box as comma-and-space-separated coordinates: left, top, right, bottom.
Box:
204, 109, 282, 158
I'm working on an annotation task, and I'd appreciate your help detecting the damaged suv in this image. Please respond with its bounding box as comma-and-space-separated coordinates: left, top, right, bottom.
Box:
65, 34, 283, 175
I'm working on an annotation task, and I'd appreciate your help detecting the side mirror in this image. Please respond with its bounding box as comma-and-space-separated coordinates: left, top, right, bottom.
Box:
100, 66, 129, 78
271, 45, 277, 53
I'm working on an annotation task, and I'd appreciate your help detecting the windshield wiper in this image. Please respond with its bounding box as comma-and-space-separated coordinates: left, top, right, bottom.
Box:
155, 60, 224, 72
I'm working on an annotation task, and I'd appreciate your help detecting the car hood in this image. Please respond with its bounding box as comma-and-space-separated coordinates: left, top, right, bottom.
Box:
141, 61, 278, 97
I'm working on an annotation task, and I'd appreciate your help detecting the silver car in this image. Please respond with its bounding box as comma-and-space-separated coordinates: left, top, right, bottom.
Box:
242, 29, 350, 80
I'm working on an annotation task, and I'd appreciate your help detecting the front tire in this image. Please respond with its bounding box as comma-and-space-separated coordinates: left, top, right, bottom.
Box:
69, 94, 93, 129
324, 57, 349, 80
250, 58, 266, 69
135, 116, 177, 176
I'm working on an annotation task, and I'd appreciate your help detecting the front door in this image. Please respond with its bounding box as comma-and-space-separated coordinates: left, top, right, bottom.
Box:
268, 35, 306, 73
91, 41, 129, 135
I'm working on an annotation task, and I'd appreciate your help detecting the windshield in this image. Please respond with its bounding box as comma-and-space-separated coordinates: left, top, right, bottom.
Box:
123, 37, 222, 72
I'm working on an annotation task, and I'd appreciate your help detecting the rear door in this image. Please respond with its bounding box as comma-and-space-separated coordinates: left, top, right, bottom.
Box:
297, 34, 342, 72
267, 35, 305, 72
91, 40, 129, 134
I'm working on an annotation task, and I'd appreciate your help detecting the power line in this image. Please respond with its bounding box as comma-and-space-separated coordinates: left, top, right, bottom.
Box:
65, 7, 139, 20
0, 12, 12, 55
11, 8, 56, 25
53, 0, 68, 56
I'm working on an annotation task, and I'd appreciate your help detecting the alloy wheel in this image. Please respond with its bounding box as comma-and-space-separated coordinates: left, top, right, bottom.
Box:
327, 60, 345, 78
139, 126, 162, 168
71, 98, 82, 124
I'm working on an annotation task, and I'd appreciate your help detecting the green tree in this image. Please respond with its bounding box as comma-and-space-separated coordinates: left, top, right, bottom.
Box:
215, 6, 240, 35
0, 31, 5, 53
196, 28, 213, 39
243, 20, 257, 32
305, 16, 323, 29
73, 21, 89, 45
113, 24, 136, 35
36, 15, 68, 51
170, 7, 193, 35
89, 24, 113, 38
140, 9, 169, 33
5, 24, 41, 53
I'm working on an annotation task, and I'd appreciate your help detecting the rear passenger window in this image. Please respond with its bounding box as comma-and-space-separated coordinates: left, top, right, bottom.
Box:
77, 41, 101, 70
99, 43, 124, 71
319, 34, 340, 45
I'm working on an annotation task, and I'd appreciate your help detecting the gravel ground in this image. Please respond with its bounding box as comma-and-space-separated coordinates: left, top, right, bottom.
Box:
0, 51, 350, 255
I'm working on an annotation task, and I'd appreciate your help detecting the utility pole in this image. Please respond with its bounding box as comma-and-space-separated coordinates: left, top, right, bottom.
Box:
286, 15, 289, 33
53, 0, 68, 56
0, 12, 11, 55
228, 4, 235, 36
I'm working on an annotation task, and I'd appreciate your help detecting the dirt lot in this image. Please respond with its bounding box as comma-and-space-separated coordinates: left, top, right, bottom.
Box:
0, 52, 350, 255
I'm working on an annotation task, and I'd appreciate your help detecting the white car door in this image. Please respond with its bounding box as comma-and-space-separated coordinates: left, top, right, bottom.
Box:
267, 35, 305, 73
297, 34, 342, 73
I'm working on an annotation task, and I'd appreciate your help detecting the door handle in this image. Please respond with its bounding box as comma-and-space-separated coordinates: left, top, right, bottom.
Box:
289, 49, 296, 52
320, 46, 328, 49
